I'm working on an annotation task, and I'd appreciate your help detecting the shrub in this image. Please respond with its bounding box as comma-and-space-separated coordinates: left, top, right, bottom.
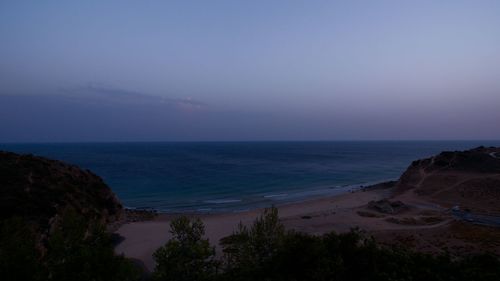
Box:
46, 209, 141, 281
0, 210, 141, 281
152, 216, 217, 281
151, 207, 500, 281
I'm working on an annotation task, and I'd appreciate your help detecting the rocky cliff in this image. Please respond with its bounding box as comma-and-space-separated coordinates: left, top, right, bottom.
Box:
0, 151, 123, 230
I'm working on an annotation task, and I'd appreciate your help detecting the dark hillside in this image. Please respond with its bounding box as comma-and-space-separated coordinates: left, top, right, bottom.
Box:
0, 151, 123, 229
395, 146, 500, 213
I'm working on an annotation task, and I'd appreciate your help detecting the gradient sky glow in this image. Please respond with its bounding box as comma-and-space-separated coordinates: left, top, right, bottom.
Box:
1, 0, 500, 142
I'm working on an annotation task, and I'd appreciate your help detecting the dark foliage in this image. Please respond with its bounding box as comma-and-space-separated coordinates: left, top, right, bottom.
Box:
154, 208, 500, 281
46, 209, 141, 281
0, 217, 44, 281
0, 151, 141, 280
219, 207, 285, 280
152, 216, 218, 281
0, 211, 142, 281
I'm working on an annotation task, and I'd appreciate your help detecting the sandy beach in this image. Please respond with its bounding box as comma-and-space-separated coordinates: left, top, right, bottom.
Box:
115, 183, 452, 271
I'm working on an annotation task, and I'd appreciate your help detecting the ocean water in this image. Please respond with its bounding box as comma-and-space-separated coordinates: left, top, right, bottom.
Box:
2, 141, 499, 213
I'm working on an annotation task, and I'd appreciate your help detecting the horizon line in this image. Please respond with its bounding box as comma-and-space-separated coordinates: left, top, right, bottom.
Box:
2, 139, 500, 145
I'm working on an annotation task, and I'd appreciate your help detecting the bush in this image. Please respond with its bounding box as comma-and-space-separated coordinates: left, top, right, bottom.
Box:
217, 207, 500, 281
152, 216, 217, 281
152, 207, 500, 281
46, 209, 141, 281
0, 210, 141, 281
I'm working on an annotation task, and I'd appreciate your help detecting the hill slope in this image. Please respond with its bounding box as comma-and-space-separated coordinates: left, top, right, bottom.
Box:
394, 146, 500, 213
0, 151, 123, 230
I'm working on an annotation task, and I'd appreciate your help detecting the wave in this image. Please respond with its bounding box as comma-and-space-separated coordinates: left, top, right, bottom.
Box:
196, 208, 213, 212
264, 193, 288, 198
204, 199, 242, 204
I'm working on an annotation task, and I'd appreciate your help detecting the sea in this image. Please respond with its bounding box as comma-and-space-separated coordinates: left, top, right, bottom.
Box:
2, 141, 499, 213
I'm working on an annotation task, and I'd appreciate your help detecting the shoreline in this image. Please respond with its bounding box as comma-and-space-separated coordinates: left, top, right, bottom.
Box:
121, 179, 398, 216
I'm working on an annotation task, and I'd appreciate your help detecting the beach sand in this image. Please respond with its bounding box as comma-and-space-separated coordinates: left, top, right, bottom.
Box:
115, 185, 454, 271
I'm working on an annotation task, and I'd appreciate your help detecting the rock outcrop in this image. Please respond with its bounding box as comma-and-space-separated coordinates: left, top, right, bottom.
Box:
368, 199, 408, 214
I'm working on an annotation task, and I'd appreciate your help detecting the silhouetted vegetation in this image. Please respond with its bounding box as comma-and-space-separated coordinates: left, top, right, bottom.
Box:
152, 217, 218, 281
153, 207, 500, 281
3, 206, 500, 281
46, 210, 141, 281
0, 210, 141, 281
0, 151, 140, 280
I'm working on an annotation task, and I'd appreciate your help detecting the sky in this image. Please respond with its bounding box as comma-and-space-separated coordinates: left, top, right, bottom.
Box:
1, 0, 500, 142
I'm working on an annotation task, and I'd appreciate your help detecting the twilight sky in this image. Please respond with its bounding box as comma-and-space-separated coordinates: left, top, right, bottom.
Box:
1, 0, 500, 142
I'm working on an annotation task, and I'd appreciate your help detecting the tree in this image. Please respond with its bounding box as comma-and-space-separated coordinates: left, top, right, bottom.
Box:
220, 207, 285, 280
152, 216, 217, 281
150, 207, 500, 281
46, 209, 141, 281
0, 211, 141, 281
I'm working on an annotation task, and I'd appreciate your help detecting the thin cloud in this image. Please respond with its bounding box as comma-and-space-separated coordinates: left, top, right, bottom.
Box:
60, 84, 206, 108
